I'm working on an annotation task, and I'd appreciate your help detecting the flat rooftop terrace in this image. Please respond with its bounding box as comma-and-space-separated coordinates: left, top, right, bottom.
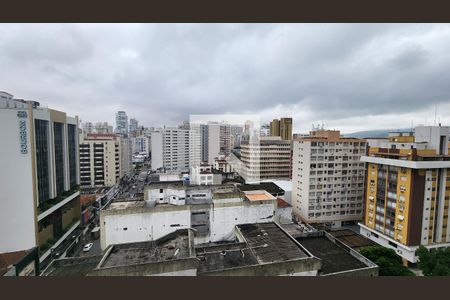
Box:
328, 229, 377, 250
196, 223, 311, 274
238, 223, 309, 263
101, 231, 191, 268
296, 235, 367, 275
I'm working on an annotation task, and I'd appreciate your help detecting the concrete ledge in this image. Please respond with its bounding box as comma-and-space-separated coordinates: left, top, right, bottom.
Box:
38, 191, 80, 221
361, 156, 450, 169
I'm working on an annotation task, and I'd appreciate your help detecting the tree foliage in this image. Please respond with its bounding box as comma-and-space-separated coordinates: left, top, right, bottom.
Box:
359, 246, 415, 276
416, 245, 450, 276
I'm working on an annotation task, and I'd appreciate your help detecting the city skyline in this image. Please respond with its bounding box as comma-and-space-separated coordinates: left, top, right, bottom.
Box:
2, 24, 450, 133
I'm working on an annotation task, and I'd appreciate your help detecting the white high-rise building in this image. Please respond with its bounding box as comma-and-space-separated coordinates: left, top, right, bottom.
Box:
189, 123, 201, 169
121, 136, 132, 175
0, 92, 81, 262
129, 118, 138, 133
292, 130, 367, 228
115, 111, 128, 135
260, 124, 270, 137
150, 131, 163, 170
199, 122, 224, 164
230, 125, 243, 149
131, 136, 150, 156
82, 122, 94, 134
94, 122, 113, 134
151, 127, 194, 172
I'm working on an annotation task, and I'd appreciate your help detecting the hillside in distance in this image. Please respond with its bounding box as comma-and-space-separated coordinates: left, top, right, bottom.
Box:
343, 128, 411, 138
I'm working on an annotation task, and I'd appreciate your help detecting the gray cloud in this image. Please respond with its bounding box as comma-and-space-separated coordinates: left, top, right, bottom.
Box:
1, 24, 450, 133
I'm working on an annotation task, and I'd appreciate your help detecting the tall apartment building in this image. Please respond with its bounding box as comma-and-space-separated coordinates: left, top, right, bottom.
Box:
239, 136, 292, 182
151, 127, 192, 172
359, 126, 450, 263
292, 130, 366, 228
270, 119, 280, 136
199, 122, 220, 164
115, 111, 128, 134
82, 121, 113, 135
129, 118, 138, 133
270, 118, 293, 140
120, 136, 132, 176
79, 133, 123, 187
260, 123, 270, 137
94, 122, 113, 134
230, 125, 243, 149
220, 123, 231, 157
0, 92, 81, 263
131, 136, 150, 156
81, 122, 93, 134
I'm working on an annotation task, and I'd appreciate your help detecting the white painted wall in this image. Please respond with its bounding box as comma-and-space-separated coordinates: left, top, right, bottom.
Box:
208, 123, 220, 164
275, 206, 293, 224
148, 187, 186, 205
421, 170, 433, 245
0, 108, 37, 252
103, 209, 191, 249
151, 131, 163, 170
101, 200, 276, 249
415, 126, 449, 155
292, 140, 311, 219
202, 202, 276, 243
360, 224, 418, 263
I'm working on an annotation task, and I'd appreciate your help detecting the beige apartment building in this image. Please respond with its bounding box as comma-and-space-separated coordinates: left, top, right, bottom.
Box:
239, 136, 292, 182
79, 133, 123, 187
292, 130, 367, 228
270, 118, 293, 140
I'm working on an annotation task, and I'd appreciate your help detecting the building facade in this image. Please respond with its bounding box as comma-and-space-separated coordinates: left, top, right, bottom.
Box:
359, 126, 450, 263
128, 118, 138, 134
270, 118, 293, 140
292, 130, 366, 228
94, 122, 113, 134
0, 92, 81, 263
260, 123, 270, 137
100, 183, 278, 249
190, 163, 222, 185
79, 133, 123, 187
239, 136, 292, 182
81, 122, 93, 134
199, 122, 221, 164
151, 127, 192, 172
131, 136, 150, 156
115, 111, 128, 135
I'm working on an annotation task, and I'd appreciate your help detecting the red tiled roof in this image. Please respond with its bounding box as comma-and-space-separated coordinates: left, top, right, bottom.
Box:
0, 250, 28, 275
277, 197, 291, 208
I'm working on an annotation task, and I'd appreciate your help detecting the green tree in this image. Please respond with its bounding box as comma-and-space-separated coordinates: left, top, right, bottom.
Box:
416, 245, 450, 276
360, 246, 415, 276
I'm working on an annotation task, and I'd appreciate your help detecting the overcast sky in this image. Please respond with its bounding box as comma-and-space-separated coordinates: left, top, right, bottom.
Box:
2, 24, 450, 134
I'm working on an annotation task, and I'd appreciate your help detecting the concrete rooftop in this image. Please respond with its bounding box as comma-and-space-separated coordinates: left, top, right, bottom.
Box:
296, 235, 368, 275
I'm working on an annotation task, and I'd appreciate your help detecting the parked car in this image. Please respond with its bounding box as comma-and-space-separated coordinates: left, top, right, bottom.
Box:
83, 243, 93, 252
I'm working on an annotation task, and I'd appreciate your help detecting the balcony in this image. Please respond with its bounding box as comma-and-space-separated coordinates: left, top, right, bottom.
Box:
38, 187, 80, 220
